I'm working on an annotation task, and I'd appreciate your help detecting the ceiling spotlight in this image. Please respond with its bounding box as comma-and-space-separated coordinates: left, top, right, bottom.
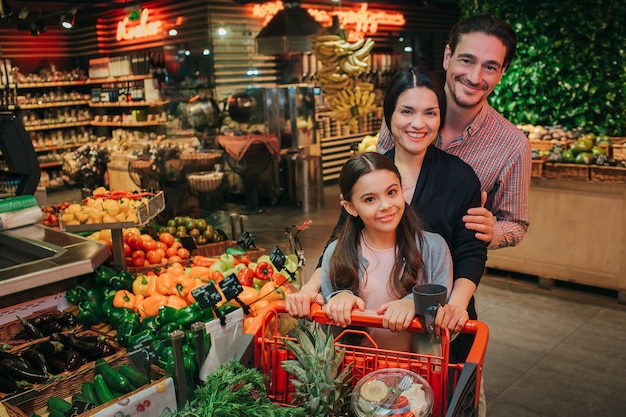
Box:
60, 7, 77, 29
29, 20, 47, 35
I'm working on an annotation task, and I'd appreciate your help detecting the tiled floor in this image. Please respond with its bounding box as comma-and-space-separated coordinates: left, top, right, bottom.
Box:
47, 184, 626, 416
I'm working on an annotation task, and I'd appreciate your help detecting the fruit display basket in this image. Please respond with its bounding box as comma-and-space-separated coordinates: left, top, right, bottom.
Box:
531, 160, 545, 178
0, 308, 69, 353
186, 171, 225, 193
180, 151, 223, 173
529, 139, 566, 152
247, 301, 489, 417
589, 166, 626, 183
543, 163, 590, 181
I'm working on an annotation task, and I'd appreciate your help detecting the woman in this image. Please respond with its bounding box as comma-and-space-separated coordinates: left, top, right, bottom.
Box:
288, 67, 487, 360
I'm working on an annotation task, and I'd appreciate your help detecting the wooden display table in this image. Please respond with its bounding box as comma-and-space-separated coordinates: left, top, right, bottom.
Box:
486, 177, 626, 303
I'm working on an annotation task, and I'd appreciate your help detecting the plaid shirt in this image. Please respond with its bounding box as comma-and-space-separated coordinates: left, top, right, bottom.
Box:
377, 104, 531, 249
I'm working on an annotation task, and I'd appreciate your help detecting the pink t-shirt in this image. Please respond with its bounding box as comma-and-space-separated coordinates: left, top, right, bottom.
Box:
360, 236, 412, 352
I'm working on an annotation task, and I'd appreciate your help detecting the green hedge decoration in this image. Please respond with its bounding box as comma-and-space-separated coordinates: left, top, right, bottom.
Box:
458, 0, 625, 136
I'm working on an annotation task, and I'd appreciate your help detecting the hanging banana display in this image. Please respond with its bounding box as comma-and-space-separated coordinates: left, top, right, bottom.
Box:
310, 34, 377, 131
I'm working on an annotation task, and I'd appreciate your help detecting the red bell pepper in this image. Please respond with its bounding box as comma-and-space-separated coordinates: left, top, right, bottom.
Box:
254, 261, 274, 281
237, 267, 255, 287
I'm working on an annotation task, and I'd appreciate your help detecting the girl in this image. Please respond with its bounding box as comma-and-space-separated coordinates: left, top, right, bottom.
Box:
320, 152, 453, 352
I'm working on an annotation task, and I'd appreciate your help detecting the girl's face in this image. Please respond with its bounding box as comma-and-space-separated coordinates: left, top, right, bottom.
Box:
390, 86, 441, 157
342, 169, 405, 236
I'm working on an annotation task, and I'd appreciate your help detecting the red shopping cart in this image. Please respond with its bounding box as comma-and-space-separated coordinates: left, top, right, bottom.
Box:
246, 301, 488, 417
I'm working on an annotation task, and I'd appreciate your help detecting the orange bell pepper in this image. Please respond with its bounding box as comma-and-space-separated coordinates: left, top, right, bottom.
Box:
259, 281, 285, 303
113, 290, 136, 309
188, 265, 211, 279
248, 299, 269, 317
166, 294, 188, 310
142, 293, 168, 317
156, 272, 174, 295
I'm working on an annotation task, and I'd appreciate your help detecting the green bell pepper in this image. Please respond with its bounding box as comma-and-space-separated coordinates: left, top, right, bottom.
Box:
140, 316, 159, 332
156, 322, 181, 340
111, 270, 135, 291
109, 307, 138, 328
95, 266, 118, 286
77, 301, 102, 325
116, 319, 142, 348
66, 285, 88, 305
175, 303, 203, 329
127, 329, 155, 348
155, 306, 178, 328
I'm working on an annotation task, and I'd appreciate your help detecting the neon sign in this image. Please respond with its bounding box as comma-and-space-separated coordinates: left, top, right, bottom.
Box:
116, 8, 163, 42
252, 1, 405, 36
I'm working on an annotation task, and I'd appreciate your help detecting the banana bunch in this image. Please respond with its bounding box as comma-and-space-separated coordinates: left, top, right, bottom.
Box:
310, 34, 376, 128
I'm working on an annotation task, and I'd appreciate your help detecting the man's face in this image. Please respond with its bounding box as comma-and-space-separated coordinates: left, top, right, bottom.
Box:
443, 32, 507, 109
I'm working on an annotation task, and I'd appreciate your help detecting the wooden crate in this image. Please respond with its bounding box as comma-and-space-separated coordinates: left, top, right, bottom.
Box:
530, 139, 566, 152
531, 160, 545, 178
612, 144, 626, 162
544, 163, 590, 181
0, 308, 72, 353
192, 240, 265, 261
590, 166, 626, 183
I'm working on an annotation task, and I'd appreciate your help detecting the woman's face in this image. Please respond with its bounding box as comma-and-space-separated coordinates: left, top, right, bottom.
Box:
390, 86, 441, 157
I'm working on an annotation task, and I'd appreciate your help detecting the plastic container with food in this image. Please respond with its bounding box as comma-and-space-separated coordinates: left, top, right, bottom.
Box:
351, 368, 434, 417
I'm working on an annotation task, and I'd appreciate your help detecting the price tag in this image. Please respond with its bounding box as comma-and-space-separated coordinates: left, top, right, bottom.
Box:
270, 245, 286, 271
219, 274, 243, 301
148, 191, 165, 218
179, 236, 197, 252
128, 345, 158, 368
68, 400, 94, 416
145, 224, 159, 240
237, 231, 256, 248
136, 203, 149, 225
192, 282, 222, 309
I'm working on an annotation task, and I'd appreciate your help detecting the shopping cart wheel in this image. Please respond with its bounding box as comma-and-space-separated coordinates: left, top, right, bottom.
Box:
446, 362, 478, 417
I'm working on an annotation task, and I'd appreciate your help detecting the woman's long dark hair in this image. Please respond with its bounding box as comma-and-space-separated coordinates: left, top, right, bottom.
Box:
330, 152, 425, 298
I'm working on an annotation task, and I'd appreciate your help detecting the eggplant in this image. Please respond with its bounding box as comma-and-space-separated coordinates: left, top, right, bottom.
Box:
45, 356, 69, 374
34, 340, 65, 356
38, 313, 57, 326
17, 316, 44, 339
67, 332, 100, 353
0, 367, 18, 392
21, 348, 49, 374
59, 312, 77, 328
54, 350, 85, 371
0, 358, 50, 383
0, 351, 30, 368
49, 332, 68, 344
12, 329, 35, 341
42, 320, 63, 336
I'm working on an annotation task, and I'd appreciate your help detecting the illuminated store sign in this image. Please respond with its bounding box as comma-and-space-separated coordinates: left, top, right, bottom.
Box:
252, 1, 405, 36
117, 8, 163, 42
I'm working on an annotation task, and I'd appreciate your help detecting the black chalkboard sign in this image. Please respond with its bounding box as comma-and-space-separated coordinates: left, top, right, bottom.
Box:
192, 282, 223, 309
219, 274, 243, 301
270, 245, 286, 271
128, 345, 158, 368
68, 400, 94, 416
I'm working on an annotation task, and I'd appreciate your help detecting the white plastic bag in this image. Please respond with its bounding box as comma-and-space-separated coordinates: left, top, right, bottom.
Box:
199, 308, 245, 381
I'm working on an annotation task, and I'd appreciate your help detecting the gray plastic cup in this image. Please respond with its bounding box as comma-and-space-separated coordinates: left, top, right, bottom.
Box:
412, 283, 447, 316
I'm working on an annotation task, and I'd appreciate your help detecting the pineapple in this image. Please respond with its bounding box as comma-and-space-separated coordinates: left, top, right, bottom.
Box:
281, 323, 354, 416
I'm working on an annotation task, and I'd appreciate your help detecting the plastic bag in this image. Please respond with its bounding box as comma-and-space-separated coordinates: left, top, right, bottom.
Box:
199, 308, 245, 381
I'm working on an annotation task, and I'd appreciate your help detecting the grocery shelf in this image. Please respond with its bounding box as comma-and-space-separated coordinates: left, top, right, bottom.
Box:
19, 100, 90, 109
24, 121, 91, 131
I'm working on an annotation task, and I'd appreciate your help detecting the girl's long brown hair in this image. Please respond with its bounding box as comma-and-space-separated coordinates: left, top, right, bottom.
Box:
330, 152, 425, 298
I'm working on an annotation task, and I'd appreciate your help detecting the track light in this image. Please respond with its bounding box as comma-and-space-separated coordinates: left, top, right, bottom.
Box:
29, 20, 46, 36
60, 7, 77, 29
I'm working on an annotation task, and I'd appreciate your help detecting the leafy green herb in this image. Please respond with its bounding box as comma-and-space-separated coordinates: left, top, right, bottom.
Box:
163, 361, 303, 417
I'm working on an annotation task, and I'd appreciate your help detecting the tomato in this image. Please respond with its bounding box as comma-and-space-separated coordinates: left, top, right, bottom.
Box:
168, 255, 183, 264
123, 242, 132, 257
142, 238, 157, 252
159, 232, 175, 247
177, 248, 190, 259
128, 235, 144, 251
146, 249, 163, 265
156, 248, 166, 259
132, 249, 146, 259
131, 255, 146, 267
165, 247, 178, 258
155, 241, 168, 251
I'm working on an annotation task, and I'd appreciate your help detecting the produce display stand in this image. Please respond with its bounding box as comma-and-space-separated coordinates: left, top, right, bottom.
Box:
247, 301, 489, 417
61, 191, 165, 270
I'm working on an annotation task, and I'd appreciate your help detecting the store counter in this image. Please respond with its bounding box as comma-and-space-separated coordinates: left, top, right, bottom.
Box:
486, 177, 626, 303
0, 224, 110, 307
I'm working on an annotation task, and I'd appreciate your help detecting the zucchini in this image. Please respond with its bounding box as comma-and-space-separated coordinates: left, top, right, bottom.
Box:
81, 381, 100, 405
47, 396, 72, 414
96, 359, 131, 393
93, 374, 116, 404
117, 364, 149, 388
72, 392, 93, 404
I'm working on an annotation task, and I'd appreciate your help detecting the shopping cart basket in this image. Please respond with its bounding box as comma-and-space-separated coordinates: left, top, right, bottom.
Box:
246, 301, 488, 417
